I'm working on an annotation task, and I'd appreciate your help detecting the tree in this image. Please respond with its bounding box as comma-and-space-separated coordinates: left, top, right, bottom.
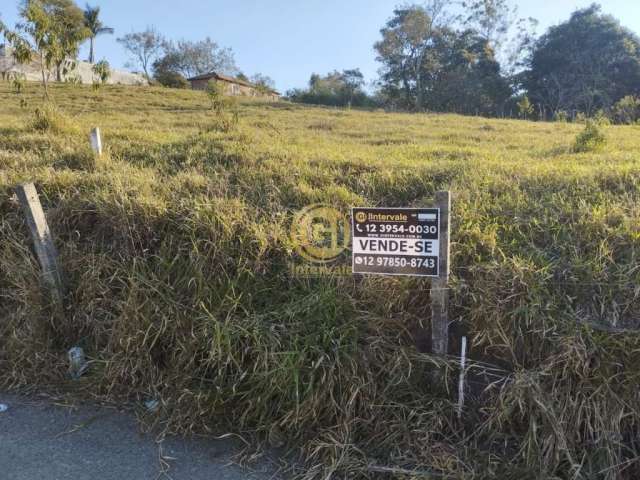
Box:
374, 2, 452, 110
117, 27, 165, 79
524, 4, 640, 116
612, 95, 640, 124
517, 94, 533, 119
503, 16, 538, 75
287, 69, 371, 107
152, 38, 237, 80
461, 0, 515, 52
375, 3, 510, 114
250, 73, 276, 93
0, 0, 90, 98
92, 59, 110, 84
341, 69, 365, 106
83, 4, 114, 64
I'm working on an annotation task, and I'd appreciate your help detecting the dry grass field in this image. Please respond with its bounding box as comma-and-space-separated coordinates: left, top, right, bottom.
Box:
2, 82, 640, 478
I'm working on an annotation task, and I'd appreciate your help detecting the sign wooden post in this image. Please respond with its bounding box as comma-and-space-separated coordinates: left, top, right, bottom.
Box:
352, 208, 441, 277
431, 191, 451, 357
351, 192, 451, 383
15, 183, 64, 304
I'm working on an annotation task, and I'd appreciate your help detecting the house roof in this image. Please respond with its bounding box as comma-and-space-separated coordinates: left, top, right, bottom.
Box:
187, 71, 252, 87
187, 71, 280, 95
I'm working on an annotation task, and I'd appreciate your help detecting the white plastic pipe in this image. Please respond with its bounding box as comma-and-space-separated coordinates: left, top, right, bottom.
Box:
90, 127, 102, 156
457, 336, 467, 418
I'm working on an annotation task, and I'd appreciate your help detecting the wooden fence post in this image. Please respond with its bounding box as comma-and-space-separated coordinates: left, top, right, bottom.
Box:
15, 183, 64, 304
431, 190, 451, 358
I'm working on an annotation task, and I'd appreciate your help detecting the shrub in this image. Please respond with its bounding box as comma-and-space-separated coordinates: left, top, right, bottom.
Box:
554, 110, 568, 122
65, 74, 83, 85
11, 75, 26, 94
155, 70, 190, 89
92, 60, 111, 91
517, 95, 534, 119
573, 120, 606, 152
205, 79, 231, 111
612, 95, 640, 124
30, 103, 78, 134
593, 109, 611, 126
204, 79, 238, 129
575, 112, 588, 124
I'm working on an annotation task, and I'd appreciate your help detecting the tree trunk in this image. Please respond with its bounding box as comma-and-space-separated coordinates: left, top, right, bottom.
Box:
40, 51, 49, 100
89, 37, 95, 64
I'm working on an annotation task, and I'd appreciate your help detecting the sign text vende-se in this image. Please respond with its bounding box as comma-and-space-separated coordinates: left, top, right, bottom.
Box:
351, 207, 440, 277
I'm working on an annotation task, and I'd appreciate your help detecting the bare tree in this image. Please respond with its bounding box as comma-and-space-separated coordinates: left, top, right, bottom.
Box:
117, 27, 165, 79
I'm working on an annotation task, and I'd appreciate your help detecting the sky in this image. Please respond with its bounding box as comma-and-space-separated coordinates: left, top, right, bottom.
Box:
1, 0, 640, 93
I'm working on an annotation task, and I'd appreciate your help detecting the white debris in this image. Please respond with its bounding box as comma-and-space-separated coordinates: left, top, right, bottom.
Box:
68, 347, 89, 379
0, 403, 8, 413
144, 399, 160, 413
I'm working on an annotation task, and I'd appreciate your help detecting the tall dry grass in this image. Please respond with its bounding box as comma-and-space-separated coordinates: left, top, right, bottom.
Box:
2, 83, 640, 478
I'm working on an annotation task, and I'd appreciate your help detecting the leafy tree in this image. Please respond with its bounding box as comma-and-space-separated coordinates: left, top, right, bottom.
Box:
375, 3, 510, 114
374, 3, 451, 110
152, 38, 237, 80
288, 69, 372, 108
0, 0, 90, 98
612, 95, 640, 124
425, 29, 511, 115
517, 94, 533, 119
92, 59, 110, 84
117, 27, 165, 79
341, 69, 365, 106
524, 4, 640, 116
83, 4, 114, 64
461, 0, 515, 52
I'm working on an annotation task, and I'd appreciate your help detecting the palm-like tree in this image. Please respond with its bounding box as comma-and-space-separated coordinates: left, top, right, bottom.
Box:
84, 4, 114, 64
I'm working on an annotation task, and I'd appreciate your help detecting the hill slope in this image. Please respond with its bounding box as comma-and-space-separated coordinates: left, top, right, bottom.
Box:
2, 83, 640, 479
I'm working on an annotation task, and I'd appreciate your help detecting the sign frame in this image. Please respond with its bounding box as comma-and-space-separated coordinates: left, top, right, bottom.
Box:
350, 191, 452, 362
351, 206, 442, 278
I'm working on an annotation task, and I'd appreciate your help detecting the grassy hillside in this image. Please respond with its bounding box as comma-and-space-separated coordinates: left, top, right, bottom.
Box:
2, 83, 640, 479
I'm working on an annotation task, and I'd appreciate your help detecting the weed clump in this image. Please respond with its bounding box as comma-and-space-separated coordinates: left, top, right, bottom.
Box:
205, 80, 239, 131
30, 103, 78, 134
573, 120, 606, 152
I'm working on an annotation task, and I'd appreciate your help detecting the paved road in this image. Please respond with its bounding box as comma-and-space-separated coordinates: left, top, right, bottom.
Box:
0, 393, 280, 480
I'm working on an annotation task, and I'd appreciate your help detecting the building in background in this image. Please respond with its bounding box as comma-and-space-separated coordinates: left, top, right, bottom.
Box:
0, 45, 147, 86
187, 71, 280, 100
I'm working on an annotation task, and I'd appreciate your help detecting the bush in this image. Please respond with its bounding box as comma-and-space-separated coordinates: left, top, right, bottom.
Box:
612, 96, 640, 125
92, 60, 111, 91
30, 103, 78, 134
517, 95, 534, 119
554, 110, 568, 122
155, 70, 190, 89
573, 120, 606, 152
11, 75, 26, 94
204, 80, 238, 130
65, 74, 83, 85
593, 109, 611, 126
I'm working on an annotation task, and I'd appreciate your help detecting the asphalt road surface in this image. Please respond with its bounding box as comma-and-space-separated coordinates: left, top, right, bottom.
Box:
0, 393, 280, 480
